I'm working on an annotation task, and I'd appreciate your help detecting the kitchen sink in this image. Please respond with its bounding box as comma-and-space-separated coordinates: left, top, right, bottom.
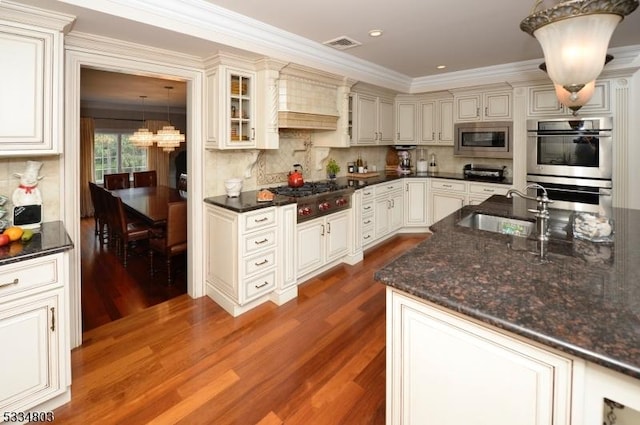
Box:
457, 212, 535, 237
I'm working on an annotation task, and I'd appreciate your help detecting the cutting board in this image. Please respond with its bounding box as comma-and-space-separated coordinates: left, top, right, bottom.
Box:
347, 172, 380, 179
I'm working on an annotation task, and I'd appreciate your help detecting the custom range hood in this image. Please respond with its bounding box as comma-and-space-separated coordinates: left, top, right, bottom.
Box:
277, 65, 346, 130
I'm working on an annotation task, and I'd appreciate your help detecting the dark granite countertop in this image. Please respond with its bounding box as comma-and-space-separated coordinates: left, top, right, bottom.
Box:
204, 173, 511, 213
0, 221, 74, 266
375, 195, 640, 380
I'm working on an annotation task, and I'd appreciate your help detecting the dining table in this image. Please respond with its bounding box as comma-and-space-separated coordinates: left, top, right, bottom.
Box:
110, 185, 185, 226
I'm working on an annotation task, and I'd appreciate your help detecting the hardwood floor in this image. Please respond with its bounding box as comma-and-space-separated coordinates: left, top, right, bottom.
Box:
56, 232, 428, 424
80, 218, 187, 332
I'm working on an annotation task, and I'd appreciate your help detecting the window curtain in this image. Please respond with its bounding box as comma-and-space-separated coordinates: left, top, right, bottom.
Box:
145, 119, 171, 186
80, 117, 95, 218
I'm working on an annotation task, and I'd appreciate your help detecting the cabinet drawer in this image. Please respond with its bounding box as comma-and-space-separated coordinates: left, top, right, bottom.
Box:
243, 249, 276, 276
430, 180, 466, 193
243, 228, 277, 254
361, 201, 374, 215
0, 254, 60, 298
362, 226, 375, 245
468, 183, 509, 197
361, 187, 375, 199
362, 215, 374, 228
376, 181, 403, 195
245, 269, 276, 301
243, 208, 276, 231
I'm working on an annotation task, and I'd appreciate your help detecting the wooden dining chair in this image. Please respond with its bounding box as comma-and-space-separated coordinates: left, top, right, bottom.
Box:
105, 192, 150, 266
88, 182, 108, 242
177, 173, 187, 197
149, 201, 187, 284
133, 170, 157, 188
104, 172, 130, 190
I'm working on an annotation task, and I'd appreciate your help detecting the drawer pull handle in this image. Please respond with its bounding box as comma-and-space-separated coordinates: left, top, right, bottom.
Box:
483, 189, 495, 192
364, 191, 371, 195
254, 238, 269, 245
387, 186, 394, 189
254, 217, 269, 223
364, 220, 371, 225
255, 281, 270, 289
363, 206, 371, 210
0, 278, 19, 288
364, 235, 371, 240
443, 184, 452, 188
254, 259, 269, 266
50, 307, 55, 332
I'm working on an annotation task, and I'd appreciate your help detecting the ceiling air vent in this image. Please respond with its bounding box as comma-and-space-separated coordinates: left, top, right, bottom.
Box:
323, 36, 361, 50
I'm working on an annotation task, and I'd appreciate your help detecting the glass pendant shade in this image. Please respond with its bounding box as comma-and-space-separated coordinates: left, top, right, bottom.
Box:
154, 125, 185, 152
554, 80, 596, 113
521, 0, 639, 101
533, 13, 620, 90
130, 128, 155, 147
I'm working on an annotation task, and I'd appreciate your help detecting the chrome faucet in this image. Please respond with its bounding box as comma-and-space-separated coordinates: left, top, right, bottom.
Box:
506, 183, 553, 241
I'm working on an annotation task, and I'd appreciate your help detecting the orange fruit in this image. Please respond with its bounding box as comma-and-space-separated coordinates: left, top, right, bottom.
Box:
3, 226, 23, 242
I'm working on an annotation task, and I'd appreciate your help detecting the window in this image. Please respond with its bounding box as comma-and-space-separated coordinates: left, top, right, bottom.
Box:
94, 131, 148, 183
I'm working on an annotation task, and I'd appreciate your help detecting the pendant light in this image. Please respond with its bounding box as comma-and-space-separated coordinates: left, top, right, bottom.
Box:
154, 86, 185, 152
521, 0, 638, 107
130, 95, 155, 147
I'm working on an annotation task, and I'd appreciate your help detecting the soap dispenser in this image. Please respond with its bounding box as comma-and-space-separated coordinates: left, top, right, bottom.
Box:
428, 153, 438, 174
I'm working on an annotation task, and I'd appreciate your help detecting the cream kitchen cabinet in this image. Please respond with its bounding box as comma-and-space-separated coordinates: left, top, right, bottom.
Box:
205, 56, 282, 150
394, 94, 453, 146
0, 3, 73, 155
454, 88, 512, 122
360, 186, 376, 247
351, 92, 395, 145
395, 99, 417, 143
388, 288, 573, 425
428, 179, 510, 225
428, 179, 467, 225
419, 96, 454, 145
206, 205, 279, 316
296, 210, 349, 279
404, 178, 428, 228
0, 253, 69, 416
527, 80, 610, 117
374, 181, 404, 240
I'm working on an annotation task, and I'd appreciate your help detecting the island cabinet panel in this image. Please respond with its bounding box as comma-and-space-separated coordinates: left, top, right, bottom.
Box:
388, 289, 572, 425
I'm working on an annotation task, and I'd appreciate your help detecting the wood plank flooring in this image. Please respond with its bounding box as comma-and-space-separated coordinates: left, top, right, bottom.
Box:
58, 226, 427, 424
80, 218, 187, 332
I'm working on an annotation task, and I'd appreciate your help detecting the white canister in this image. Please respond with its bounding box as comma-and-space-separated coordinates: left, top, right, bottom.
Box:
417, 158, 428, 173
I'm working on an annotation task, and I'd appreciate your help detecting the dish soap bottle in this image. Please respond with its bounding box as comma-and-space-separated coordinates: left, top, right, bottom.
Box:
428, 153, 438, 174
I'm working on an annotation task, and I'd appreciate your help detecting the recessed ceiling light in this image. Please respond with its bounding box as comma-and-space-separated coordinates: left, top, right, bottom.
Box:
436, 65, 447, 69
368, 29, 383, 37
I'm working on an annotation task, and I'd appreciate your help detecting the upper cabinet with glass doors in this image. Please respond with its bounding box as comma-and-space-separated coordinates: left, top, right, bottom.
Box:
205, 55, 284, 150
0, 2, 74, 155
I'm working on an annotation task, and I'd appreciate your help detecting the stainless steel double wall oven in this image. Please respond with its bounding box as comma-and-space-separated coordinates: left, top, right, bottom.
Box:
526, 116, 613, 214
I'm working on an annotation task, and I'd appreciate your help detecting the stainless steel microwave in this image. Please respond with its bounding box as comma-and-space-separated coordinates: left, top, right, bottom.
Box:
454, 121, 513, 159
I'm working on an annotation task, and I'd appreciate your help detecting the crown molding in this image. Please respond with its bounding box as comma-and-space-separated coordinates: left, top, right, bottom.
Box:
1, 0, 76, 32
65, 32, 205, 70
59, 0, 412, 91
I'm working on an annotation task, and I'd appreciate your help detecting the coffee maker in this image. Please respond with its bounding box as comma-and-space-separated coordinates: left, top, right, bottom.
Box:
397, 150, 412, 174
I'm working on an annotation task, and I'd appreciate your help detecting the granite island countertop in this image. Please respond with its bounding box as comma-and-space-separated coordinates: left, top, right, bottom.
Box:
374, 195, 640, 380
0, 221, 73, 266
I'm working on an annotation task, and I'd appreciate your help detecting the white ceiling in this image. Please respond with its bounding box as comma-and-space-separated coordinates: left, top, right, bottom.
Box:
12, 0, 640, 108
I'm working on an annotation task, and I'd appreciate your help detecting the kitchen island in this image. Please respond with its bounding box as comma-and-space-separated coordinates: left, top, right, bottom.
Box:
375, 196, 640, 424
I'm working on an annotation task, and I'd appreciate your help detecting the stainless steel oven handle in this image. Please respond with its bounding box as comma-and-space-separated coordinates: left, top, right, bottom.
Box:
547, 187, 609, 196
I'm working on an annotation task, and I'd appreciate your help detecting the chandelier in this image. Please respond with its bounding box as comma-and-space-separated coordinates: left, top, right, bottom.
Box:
130, 95, 155, 147
155, 86, 185, 152
521, 0, 638, 108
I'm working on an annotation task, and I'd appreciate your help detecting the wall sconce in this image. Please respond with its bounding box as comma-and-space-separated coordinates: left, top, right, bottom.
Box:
521, 0, 638, 108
